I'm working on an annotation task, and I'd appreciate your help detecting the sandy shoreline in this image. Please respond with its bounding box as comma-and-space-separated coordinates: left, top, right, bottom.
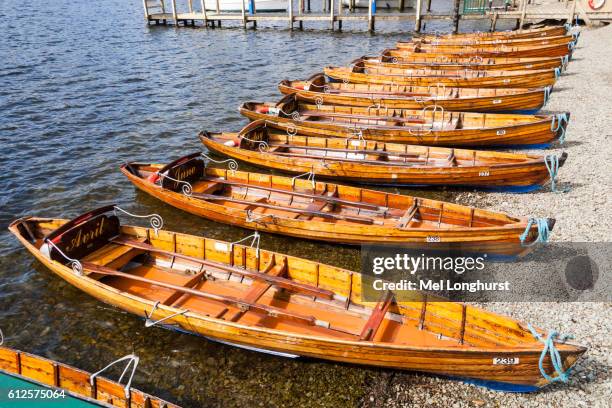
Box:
362, 24, 612, 408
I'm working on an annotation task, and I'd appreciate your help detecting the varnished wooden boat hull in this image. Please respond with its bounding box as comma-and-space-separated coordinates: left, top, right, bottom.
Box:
200, 128, 565, 190
366, 55, 565, 72
240, 97, 569, 147
415, 26, 569, 41
324, 66, 558, 88
412, 34, 575, 47
394, 42, 573, 58
9, 215, 585, 390
278, 75, 549, 113
0, 346, 179, 408
119, 160, 554, 249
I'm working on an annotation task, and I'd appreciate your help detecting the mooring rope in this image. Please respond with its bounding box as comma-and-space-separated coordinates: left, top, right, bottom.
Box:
519, 218, 551, 247
551, 113, 569, 144
545, 154, 568, 193
527, 324, 574, 383
543, 86, 551, 106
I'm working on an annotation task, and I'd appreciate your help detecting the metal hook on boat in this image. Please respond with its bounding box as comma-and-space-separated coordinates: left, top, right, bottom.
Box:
157, 173, 194, 196
201, 153, 238, 172
285, 124, 298, 137
90, 354, 140, 399
246, 210, 276, 224
144, 301, 189, 328
44, 239, 83, 275
230, 231, 261, 259
113, 206, 164, 235
291, 169, 316, 190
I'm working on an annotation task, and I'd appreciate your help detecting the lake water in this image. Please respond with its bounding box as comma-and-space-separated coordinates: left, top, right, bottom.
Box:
0, 1, 515, 406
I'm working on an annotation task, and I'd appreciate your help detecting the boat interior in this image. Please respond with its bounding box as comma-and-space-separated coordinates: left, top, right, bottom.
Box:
13, 211, 544, 350
379, 50, 563, 65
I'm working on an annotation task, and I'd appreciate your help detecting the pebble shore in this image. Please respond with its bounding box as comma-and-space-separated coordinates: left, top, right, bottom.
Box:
362, 23, 612, 408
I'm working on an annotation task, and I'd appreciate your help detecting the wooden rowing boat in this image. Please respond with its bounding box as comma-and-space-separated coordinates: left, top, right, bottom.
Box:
415, 26, 569, 40
118, 152, 558, 249
199, 120, 566, 190
324, 64, 558, 89
412, 34, 575, 47
367, 53, 566, 72
9, 208, 585, 390
279, 74, 550, 113
0, 345, 179, 407
392, 41, 573, 58
239, 94, 570, 147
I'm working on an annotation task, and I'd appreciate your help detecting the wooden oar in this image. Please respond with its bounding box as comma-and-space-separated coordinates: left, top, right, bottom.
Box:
298, 110, 427, 124
189, 193, 383, 225
111, 236, 335, 300
266, 143, 426, 160
270, 151, 437, 167
205, 178, 388, 212
82, 261, 321, 326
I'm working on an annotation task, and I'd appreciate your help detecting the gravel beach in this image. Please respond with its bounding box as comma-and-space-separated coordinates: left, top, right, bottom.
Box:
362, 24, 612, 408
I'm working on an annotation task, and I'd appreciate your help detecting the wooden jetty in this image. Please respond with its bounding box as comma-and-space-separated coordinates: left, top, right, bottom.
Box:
141, 0, 611, 32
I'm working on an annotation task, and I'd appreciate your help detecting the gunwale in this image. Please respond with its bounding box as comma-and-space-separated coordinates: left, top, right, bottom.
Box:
278, 74, 549, 113
239, 96, 568, 147
8, 215, 586, 388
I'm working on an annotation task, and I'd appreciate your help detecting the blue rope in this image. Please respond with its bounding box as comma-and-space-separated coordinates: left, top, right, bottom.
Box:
543, 86, 551, 106
551, 113, 568, 144
528, 324, 574, 384
545, 154, 568, 193
562, 55, 569, 71
554, 67, 561, 80
519, 218, 551, 246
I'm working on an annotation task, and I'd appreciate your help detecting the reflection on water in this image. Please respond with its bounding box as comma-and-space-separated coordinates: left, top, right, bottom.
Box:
0, 0, 513, 406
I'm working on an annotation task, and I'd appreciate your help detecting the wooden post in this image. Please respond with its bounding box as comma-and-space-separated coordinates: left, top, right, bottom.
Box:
161, 0, 166, 13
426, 0, 432, 12
399, 0, 405, 11
330, 0, 335, 30
350, 0, 355, 12
171, 0, 178, 25
200, 0, 208, 24
289, 0, 294, 29
142, 0, 150, 20
368, 0, 374, 31
308, 0, 311, 11
188, 0, 194, 12
299, 0, 304, 29
452, 0, 460, 33
567, 0, 577, 24
415, 0, 422, 32
216, 0, 220, 14
241, 0, 247, 28
338, 0, 343, 14
490, 12, 498, 31
519, 0, 527, 28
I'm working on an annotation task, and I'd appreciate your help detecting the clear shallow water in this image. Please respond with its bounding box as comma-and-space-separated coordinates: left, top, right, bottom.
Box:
0, 1, 514, 406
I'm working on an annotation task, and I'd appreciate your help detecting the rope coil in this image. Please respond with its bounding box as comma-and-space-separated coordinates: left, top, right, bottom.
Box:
550, 113, 569, 144
527, 324, 574, 383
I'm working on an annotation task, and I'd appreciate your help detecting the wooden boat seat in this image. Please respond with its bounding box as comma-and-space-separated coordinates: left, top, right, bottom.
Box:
81, 239, 146, 272
396, 200, 420, 229
192, 181, 223, 194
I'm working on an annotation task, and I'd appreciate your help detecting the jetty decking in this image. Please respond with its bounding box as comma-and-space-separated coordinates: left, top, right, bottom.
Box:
142, 0, 612, 32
